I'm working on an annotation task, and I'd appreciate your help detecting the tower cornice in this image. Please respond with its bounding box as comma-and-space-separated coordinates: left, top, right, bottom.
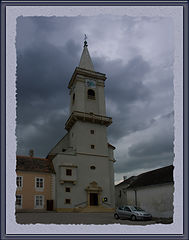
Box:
68, 67, 106, 89
65, 111, 112, 131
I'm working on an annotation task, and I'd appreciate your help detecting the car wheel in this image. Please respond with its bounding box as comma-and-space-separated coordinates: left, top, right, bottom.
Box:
114, 213, 120, 219
131, 215, 136, 221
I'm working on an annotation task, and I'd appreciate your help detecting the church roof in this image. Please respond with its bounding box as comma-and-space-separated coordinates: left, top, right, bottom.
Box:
16, 155, 55, 173
78, 42, 94, 71
68, 39, 106, 89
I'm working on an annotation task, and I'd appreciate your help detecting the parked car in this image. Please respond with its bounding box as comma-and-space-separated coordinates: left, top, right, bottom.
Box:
114, 205, 152, 221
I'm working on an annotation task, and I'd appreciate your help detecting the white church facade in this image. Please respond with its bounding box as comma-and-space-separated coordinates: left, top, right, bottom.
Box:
47, 39, 116, 212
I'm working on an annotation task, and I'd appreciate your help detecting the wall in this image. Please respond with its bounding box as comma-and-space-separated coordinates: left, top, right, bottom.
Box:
115, 183, 174, 218
108, 159, 115, 207
115, 184, 132, 207
70, 76, 106, 116
53, 152, 115, 210
135, 184, 174, 218
16, 171, 55, 211
70, 80, 85, 114
70, 121, 109, 156
108, 147, 114, 160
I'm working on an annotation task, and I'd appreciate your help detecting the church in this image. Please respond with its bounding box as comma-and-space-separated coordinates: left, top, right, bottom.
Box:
47, 38, 116, 212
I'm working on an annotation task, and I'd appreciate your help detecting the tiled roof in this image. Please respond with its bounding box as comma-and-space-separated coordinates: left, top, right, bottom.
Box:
127, 165, 174, 189
16, 156, 55, 173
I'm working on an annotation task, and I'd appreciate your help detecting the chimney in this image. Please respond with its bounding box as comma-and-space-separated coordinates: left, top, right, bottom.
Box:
29, 149, 34, 157
123, 176, 127, 181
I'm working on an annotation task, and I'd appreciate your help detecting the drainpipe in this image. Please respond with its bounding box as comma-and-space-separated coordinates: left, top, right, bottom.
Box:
134, 189, 137, 206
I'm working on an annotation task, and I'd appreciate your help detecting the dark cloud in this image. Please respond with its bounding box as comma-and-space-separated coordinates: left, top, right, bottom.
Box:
16, 16, 174, 182
16, 36, 152, 156
128, 133, 173, 158
93, 55, 152, 141
114, 152, 174, 176
128, 112, 174, 158
96, 55, 151, 102
17, 112, 68, 157
16, 25, 81, 156
114, 111, 174, 175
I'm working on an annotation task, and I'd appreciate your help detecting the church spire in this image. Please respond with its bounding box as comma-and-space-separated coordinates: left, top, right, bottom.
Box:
79, 34, 94, 71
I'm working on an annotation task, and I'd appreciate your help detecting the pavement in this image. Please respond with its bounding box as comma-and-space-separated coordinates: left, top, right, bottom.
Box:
16, 212, 158, 225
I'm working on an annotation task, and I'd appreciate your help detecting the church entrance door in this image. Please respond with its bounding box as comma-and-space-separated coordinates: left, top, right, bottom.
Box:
90, 193, 98, 206
86, 182, 102, 207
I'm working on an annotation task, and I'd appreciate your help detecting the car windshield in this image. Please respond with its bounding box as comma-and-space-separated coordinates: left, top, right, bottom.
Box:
130, 206, 144, 211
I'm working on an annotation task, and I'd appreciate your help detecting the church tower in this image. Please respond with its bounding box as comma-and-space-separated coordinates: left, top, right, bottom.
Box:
48, 38, 116, 212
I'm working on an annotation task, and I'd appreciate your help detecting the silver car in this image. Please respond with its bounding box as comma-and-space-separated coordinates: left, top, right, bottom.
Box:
114, 205, 152, 221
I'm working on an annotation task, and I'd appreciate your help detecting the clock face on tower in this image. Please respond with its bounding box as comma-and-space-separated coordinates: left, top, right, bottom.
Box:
85, 79, 96, 88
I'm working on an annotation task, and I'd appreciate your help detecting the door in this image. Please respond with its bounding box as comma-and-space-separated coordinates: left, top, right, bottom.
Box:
90, 193, 98, 206
46, 200, 53, 211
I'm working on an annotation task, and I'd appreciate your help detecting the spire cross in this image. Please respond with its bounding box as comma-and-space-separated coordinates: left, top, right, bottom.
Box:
84, 34, 88, 47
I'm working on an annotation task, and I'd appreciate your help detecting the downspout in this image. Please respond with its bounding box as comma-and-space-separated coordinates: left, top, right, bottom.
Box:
134, 189, 137, 206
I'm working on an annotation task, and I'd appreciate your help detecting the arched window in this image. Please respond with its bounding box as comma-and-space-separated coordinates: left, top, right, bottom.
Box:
72, 93, 75, 104
87, 89, 95, 100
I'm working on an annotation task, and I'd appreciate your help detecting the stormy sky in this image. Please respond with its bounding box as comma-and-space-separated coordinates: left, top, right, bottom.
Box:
16, 15, 174, 183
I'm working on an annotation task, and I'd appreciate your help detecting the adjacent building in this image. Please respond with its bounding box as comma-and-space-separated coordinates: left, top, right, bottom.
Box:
115, 165, 174, 218
16, 155, 55, 212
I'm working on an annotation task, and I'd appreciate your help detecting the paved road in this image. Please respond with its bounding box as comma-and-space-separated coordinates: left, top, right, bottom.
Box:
16, 212, 157, 225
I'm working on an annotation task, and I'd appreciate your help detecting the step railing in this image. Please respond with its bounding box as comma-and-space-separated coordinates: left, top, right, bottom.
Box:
74, 201, 88, 208
102, 202, 112, 207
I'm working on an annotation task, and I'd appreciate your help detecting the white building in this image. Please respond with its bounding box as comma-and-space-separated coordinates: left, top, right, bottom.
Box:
47, 39, 116, 212
115, 165, 174, 218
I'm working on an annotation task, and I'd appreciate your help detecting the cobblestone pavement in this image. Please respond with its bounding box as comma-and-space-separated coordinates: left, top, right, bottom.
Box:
16, 212, 157, 225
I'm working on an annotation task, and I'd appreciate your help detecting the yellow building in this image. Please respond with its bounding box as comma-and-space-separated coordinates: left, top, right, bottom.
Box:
16, 155, 55, 212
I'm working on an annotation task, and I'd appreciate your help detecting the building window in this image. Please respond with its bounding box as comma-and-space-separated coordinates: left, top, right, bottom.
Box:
87, 89, 95, 100
90, 165, 96, 170
72, 93, 75, 104
35, 177, 44, 190
90, 130, 94, 134
65, 199, 71, 204
16, 195, 22, 208
91, 145, 95, 149
35, 195, 44, 208
16, 176, 23, 188
65, 187, 70, 192
66, 169, 72, 176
